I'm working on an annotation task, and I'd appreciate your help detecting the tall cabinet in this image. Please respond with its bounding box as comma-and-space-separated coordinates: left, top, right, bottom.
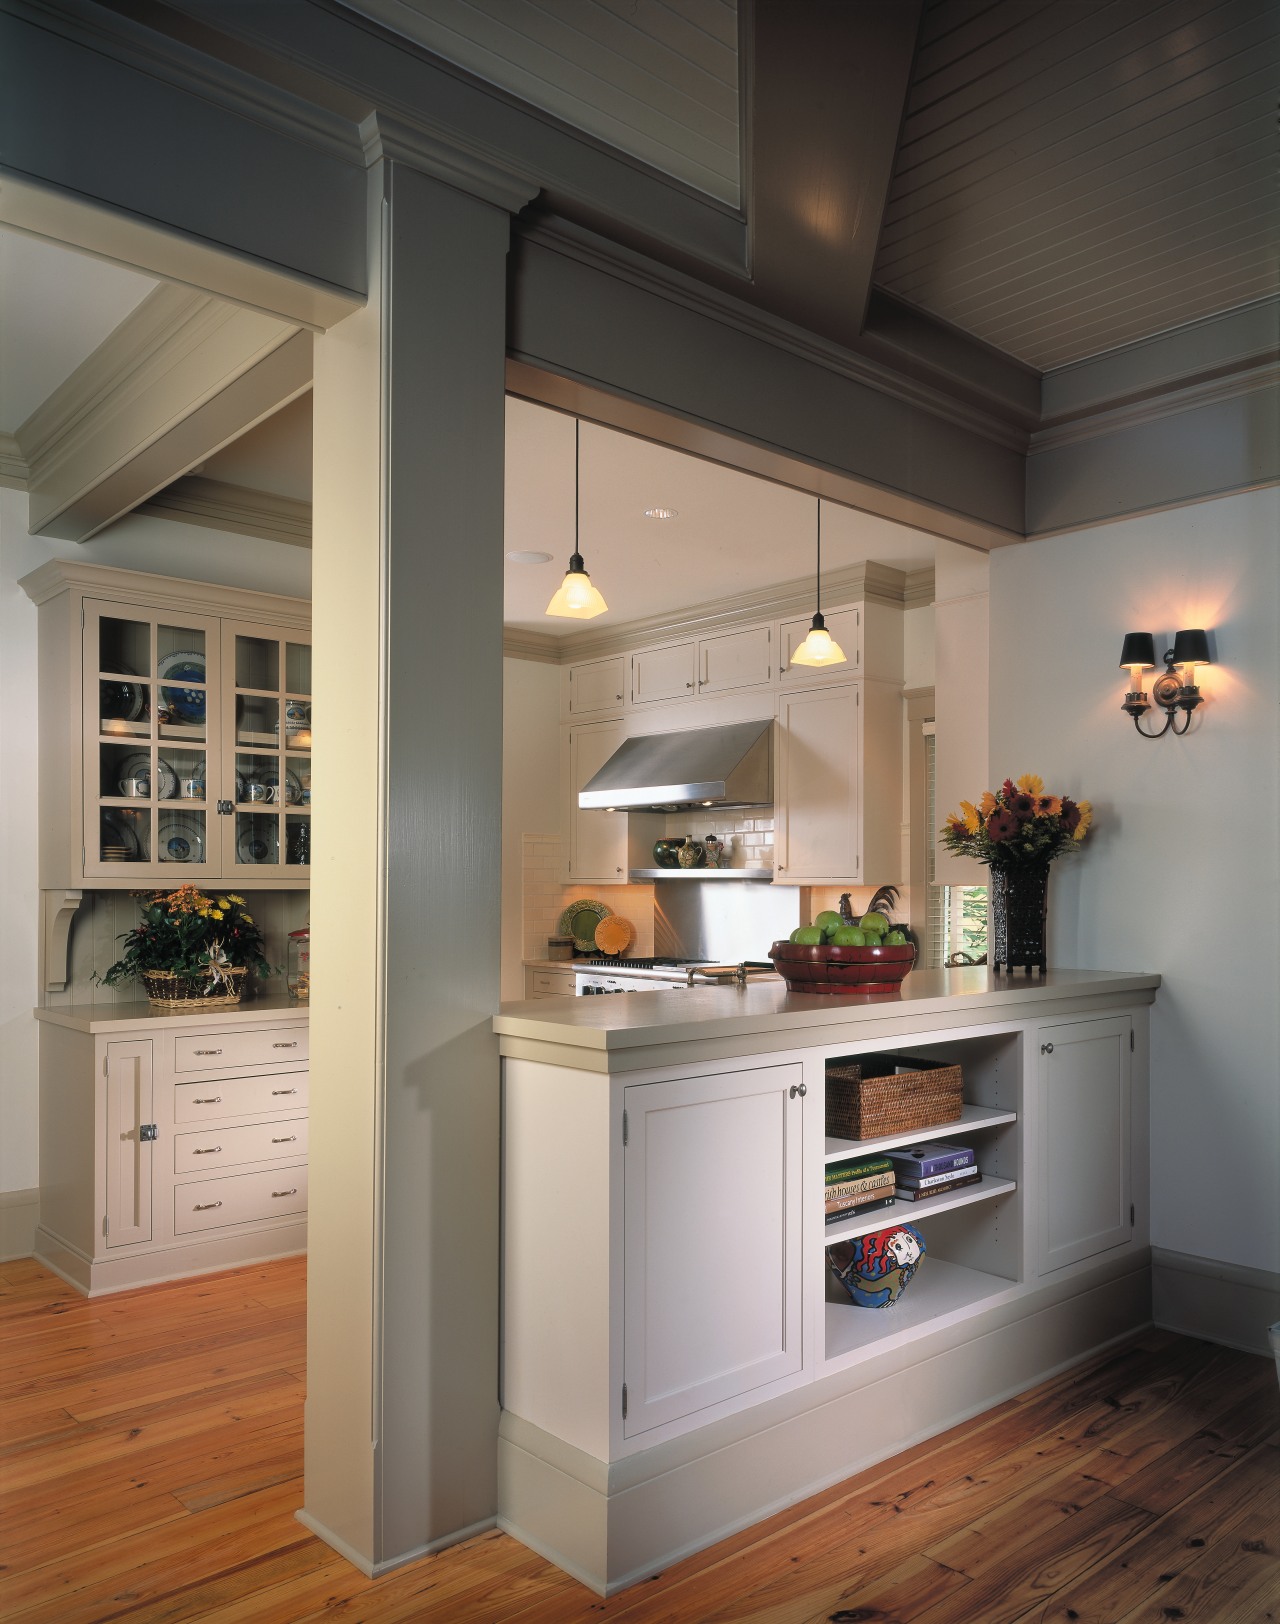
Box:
21, 560, 312, 895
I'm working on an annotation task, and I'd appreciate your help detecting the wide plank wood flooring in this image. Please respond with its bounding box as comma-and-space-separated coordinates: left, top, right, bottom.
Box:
2, 1254, 1277, 1623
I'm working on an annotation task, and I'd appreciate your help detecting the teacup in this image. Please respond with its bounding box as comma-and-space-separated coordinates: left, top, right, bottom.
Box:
178, 777, 204, 799
119, 775, 149, 797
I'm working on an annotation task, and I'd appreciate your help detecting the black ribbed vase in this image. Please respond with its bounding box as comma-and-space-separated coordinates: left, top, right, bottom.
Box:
990, 860, 1050, 973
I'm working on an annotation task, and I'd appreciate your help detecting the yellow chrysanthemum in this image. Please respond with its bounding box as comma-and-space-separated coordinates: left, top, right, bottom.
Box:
227, 894, 245, 906
240, 912, 254, 924
1016, 773, 1044, 796
959, 800, 982, 834
210, 908, 224, 920
217, 897, 230, 909
1072, 800, 1093, 841
979, 791, 998, 816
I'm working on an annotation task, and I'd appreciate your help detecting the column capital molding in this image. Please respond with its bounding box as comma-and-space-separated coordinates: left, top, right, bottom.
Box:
359, 111, 539, 215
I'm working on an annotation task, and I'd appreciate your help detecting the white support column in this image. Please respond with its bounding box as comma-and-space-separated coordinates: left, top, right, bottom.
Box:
304, 142, 534, 1572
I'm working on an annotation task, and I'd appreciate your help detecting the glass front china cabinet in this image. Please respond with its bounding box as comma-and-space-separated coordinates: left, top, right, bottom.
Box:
22, 561, 311, 892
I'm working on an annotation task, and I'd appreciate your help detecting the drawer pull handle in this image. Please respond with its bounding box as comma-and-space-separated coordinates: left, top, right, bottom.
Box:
194, 1200, 223, 1211
271, 1136, 296, 1144
272, 1188, 298, 1198
272, 1042, 298, 1049
193, 1049, 223, 1056
193, 1146, 221, 1155
272, 1088, 297, 1096
194, 1096, 222, 1104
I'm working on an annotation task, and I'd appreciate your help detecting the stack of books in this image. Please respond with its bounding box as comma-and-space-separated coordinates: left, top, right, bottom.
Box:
824, 1154, 897, 1225
886, 1141, 980, 1202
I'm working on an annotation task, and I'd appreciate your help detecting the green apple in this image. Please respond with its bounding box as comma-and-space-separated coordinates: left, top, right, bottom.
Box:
788, 927, 804, 943
831, 926, 866, 946
814, 909, 843, 938
859, 911, 890, 935
794, 926, 825, 945
883, 929, 908, 946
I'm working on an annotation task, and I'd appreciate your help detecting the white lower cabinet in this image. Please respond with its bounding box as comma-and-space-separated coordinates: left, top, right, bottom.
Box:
35, 1004, 308, 1295
1037, 1014, 1133, 1273
622, 1063, 804, 1437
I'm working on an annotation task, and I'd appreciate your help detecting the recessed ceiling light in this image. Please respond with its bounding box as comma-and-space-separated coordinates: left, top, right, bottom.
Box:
644, 507, 678, 520
506, 550, 553, 564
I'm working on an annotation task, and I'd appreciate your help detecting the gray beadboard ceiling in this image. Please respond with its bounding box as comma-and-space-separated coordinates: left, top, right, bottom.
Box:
353, 0, 740, 206
872, 0, 1280, 370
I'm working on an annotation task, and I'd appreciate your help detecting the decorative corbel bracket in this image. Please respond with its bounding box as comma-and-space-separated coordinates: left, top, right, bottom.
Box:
41, 890, 84, 994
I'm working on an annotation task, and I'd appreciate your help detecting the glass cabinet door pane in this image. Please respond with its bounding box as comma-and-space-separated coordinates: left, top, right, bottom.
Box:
236, 694, 280, 747
285, 754, 311, 806
166, 747, 207, 803
235, 811, 279, 868
100, 806, 150, 865
285, 642, 311, 696
283, 699, 311, 750
155, 810, 207, 865
285, 814, 310, 865
98, 616, 151, 677
100, 678, 152, 739
236, 635, 279, 692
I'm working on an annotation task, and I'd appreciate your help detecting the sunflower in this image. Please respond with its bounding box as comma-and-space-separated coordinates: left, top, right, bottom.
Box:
1034, 794, 1062, 817
1072, 800, 1093, 840
979, 791, 998, 816
959, 800, 982, 834
1015, 773, 1045, 796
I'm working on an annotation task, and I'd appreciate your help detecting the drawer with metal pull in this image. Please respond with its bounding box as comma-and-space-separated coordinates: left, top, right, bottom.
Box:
174, 1071, 309, 1123
173, 1117, 308, 1174
174, 1165, 309, 1234
174, 1027, 308, 1073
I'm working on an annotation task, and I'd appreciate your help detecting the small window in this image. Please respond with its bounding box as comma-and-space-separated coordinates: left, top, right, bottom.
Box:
923, 728, 988, 968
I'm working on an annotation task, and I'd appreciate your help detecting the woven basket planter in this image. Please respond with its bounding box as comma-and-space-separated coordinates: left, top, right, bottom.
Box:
826, 1052, 963, 1140
140, 967, 247, 1011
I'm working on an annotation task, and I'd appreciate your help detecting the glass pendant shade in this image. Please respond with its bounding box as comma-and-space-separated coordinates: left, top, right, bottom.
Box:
546, 553, 608, 618
790, 612, 846, 667
546, 422, 608, 620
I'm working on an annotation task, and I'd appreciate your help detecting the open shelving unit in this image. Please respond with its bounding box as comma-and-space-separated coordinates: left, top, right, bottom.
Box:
819, 1030, 1025, 1375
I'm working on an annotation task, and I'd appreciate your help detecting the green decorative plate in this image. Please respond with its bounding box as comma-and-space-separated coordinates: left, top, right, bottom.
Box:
557, 898, 613, 952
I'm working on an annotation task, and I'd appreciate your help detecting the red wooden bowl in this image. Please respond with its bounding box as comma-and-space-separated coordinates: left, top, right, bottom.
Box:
768, 940, 917, 994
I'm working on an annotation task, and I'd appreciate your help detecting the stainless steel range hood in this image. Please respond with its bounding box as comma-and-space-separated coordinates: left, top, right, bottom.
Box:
578, 719, 772, 813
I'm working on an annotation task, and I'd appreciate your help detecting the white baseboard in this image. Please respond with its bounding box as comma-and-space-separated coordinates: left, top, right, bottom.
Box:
0, 1188, 39, 1261
295, 1508, 498, 1578
1152, 1247, 1280, 1356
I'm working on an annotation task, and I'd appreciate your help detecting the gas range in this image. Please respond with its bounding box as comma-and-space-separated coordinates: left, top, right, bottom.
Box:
574, 958, 780, 995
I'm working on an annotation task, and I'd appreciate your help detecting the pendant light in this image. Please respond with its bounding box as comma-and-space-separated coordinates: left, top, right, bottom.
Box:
546, 420, 608, 619
790, 499, 846, 666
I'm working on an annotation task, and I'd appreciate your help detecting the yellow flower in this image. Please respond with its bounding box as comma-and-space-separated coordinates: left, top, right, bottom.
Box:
240, 912, 253, 924
227, 894, 245, 906
1016, 773, 1045, 797
1035, 794, 1062, 817
1072, 800, 1093, 841
217, 897, 230, 909
979, 791, 998, 816
210, 908, 224, 920
959, 800, 982, 834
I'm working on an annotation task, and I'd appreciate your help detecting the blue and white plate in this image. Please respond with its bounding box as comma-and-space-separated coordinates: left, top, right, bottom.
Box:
159, 650, 206, 723
153, 813, 204, 864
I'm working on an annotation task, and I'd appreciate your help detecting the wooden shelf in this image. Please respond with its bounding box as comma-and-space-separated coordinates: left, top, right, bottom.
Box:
824, 1104, 1018, 1161
823, 1174, 1016, 1243
823, 1256, 1019, 1367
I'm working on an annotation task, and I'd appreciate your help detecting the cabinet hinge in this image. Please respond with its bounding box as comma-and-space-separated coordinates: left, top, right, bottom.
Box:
622, 1110, 629, 1148
140, 1123, 158, 1142
1129, 1203, 1136, 1227
621, 1382, 628, 1420
1130, 1029, 1135, 1051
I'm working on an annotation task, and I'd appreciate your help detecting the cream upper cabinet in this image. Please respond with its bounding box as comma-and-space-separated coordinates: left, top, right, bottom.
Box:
631, 642, 696, 705
20, 561, 310, 889
775, 678, 903, 887
568, 656, 626, 716
697, 625, 772, 693
565, 718, 629, 884
779, 607, 862, 682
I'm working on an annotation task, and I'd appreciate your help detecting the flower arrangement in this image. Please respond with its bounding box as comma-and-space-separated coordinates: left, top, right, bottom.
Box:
940, 774, 1093, 869
101, 885, 275, 989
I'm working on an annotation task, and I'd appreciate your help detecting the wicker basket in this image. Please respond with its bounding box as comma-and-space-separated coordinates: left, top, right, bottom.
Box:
141, 967, 247, 1011
826, 1052, 963, 1140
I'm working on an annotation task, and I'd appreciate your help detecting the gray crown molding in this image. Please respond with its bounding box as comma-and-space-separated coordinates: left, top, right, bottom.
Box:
19, 555, 310, 625
138, 474, 313, 548
17, 282, 309, 541
502, 629, 561, 664
0, 433, 27, 489
359, 112, 539, 214
519, 217, 1032, 457
1030, 361, 1280, 454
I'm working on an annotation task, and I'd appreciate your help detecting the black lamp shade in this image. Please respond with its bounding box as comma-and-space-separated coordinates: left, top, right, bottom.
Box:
1119, 632, 1156, 671
1171, 628, 1210, 667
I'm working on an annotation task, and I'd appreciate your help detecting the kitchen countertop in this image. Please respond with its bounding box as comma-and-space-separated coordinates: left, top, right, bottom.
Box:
34, 994, 309, 1033
495, 967, 1161, 1065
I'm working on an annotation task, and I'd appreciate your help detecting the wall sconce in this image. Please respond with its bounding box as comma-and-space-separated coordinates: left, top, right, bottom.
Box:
1119, 629, 1211, 736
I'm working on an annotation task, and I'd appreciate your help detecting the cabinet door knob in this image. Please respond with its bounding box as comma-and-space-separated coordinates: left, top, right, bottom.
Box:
789, 1082, 807, 1099
685, 681, 693, 689
1040, 1042, 1054, 1054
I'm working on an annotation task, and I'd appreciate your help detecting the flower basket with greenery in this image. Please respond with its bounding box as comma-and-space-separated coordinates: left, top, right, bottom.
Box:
101, 886, 276, 1008
940, 775, 1094, 973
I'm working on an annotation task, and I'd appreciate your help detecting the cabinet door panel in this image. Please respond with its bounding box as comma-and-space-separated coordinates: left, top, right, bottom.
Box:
1039, 1016, 1132, 1273
631, 643, 696, 705
567, 720, 628, 883
568, 657, 626, 715
104, 1040, 153, 1248
776, 684, 860, 883
220, 618, 312, 879
698, 626, 771, 693
623, 1063, 803, 1437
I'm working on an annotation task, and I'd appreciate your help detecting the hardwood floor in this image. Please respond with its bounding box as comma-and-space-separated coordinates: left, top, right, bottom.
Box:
2, 1255, 1277, 1624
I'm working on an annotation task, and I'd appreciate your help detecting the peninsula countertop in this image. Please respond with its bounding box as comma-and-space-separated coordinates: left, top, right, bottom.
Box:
34, 994, 308, 1033
493, 967, 1161, 1069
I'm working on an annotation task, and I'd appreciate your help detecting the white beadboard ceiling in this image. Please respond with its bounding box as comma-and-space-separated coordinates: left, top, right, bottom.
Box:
346, 0, 740, 205
873, 0, 1280, 370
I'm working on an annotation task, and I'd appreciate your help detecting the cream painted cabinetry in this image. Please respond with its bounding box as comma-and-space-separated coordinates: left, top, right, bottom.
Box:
565, 718, 629, 883
20, 560, 311, 890
631, 642, 696, 705
696, 625, 772, 693
525, 966, 576, 998
568, 656, 626, 716
779, 606, 861, 680
34, 1002, 309, 1295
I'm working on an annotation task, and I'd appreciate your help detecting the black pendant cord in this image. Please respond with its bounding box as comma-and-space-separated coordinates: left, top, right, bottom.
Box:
815, 502, 822, 618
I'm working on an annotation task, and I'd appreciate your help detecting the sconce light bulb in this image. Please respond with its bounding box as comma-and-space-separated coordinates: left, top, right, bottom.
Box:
1127, 664, 1143, 691
1182, 663, 1198, 689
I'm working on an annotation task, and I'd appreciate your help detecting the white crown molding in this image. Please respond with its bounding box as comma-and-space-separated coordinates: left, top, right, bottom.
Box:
518, 217, 1032, 456
19, 555, 310, 625
0, 433, 27, 489
904, 568, 935, 610
502, 629, 561, 663
138, 475, 312, 549
359, 111, 539, 213
1030, 360, 1280, 454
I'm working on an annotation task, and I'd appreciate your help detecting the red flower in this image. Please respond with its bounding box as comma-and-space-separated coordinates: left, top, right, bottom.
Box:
1060, 797, 1081, 832
987, 809, 1019, 841
1001, 779, 1017, 800
948, 818, 968, 837
1007, 792, 1035, 820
